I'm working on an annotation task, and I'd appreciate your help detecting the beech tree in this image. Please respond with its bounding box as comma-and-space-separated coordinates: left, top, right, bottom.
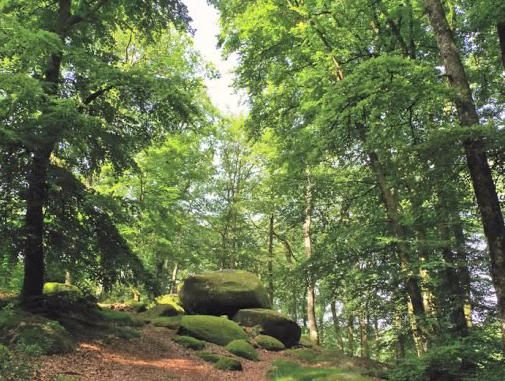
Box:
0, 0, 208, 299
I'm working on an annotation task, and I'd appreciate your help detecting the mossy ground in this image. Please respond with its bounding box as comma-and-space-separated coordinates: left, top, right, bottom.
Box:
151, 315, 183, 329
226, 339, 258, 360
172, 335, 206, 350
177, 315, 247, 345
268, 360, 376, 381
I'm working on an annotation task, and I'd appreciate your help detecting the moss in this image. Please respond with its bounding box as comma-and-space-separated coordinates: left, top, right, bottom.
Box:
226, 339, 258, 360
284, 348, 320, 363
147, 304, 180, 317
97, 309, 144, 327
196, 350, 221, 363
179, 270, 271, 316
215, 356, 243, 371
152, 316, 183, 329
267, 359, 374, 381
233, 308, 301, 347
14, 320, 74, 355
256, 335, 285, 351
127, 301, 148, 313
177, 315, 247, 346
196, 351, 243, 371
43, 282, 81, 294
172, 335, 206, 350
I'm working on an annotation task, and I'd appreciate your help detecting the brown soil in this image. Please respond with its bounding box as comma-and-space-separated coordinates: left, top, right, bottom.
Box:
32, 325, 286, 381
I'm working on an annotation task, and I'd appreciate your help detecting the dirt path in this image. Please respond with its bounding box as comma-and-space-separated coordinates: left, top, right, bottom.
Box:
33, 325, 285, 381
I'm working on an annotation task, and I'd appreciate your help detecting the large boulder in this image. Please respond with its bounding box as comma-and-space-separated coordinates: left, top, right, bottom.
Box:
178, 270, 271, 317
233, 308, 301, 348
177, 315, 248, 345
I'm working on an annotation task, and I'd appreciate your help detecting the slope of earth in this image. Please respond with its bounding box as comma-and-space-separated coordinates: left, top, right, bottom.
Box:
33, 325, 285, 381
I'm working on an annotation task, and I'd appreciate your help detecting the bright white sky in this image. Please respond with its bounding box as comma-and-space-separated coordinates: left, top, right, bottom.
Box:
184, 0, 246, 114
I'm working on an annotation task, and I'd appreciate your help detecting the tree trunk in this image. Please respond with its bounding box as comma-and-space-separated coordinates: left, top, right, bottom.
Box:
21, 149, 52, 299
357, 125, 430, 349
347, 314, 355, 356
423, 0, 505, 352
65, 270, 73, 286
395, 310, 406, 361
331, 301, 345, 351
373, 316, 381, 360
268, 214, 274, 305
303, 176, 319, 345
170, 263, 179, 294
497, 20, 505, 70
359, 312, 370, 359
452, 219, 473, 327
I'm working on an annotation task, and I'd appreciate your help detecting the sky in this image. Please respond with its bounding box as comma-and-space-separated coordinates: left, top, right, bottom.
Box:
184, 0, 246, 114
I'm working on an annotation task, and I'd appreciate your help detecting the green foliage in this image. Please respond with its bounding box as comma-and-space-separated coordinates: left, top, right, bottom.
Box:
255, 335, 285, 351
177, 315, 247, 346
0, 344, 33, 381
226, 339, 258, 360
172, 335, 206, 350
267, 360, 373, 381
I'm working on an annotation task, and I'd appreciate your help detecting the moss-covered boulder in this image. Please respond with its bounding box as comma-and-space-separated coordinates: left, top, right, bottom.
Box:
177, 315, 247, 345
233, 308, 301, 347
153, 294, 185, 314
226, 339, 258, 360
151, 316, 182, 329
172, 335, 206, 350
215, 356, 243, 371
43, 282, 81, 294
148, 304, 180, 317
0, 311, 74, 355
196, 351, 243, 371
178, 270, 270, 317
255, 334, 285, 351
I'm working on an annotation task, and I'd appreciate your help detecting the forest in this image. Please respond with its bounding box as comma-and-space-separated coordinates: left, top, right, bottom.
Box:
1, 0, 505, 380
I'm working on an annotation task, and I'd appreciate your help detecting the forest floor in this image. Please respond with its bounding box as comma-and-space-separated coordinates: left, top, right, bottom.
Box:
33, 325, 287, 381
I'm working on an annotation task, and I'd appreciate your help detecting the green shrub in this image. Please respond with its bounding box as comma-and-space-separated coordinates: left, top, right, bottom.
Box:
215, 356, 243, 371
226, 339, 258, 360
177, 315, 247, 345
152, 316, 183, 329
256, 335, 285, 351
172, 335, 206, 350
0, 344, 33, 380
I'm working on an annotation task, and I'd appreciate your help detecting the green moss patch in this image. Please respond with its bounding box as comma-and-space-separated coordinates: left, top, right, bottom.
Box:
226, 339, 258, 360
267, 360, 375, 381
196, 350, 221, 363
152, 316, 182, 329
172, 335, 206, 350
256, 334, 285, 351
97, 309, 144, 327
43, 282, 81, 294
155, 295, 184, 312
215, 356, 243, 371
284, 348, 320, 363
147, 304, 180, 317
177, 315, 247, 345
196, 350, 243, 371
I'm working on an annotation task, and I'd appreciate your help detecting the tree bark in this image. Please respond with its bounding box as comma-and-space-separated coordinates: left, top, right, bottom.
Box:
347, 314, 355, 356
497, 20, 505, 70
303, 175, 319, 345
331, 301, 345, 351
359, 312, 370, 359
423, 0, 505, 352
268, 213, 274, 305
